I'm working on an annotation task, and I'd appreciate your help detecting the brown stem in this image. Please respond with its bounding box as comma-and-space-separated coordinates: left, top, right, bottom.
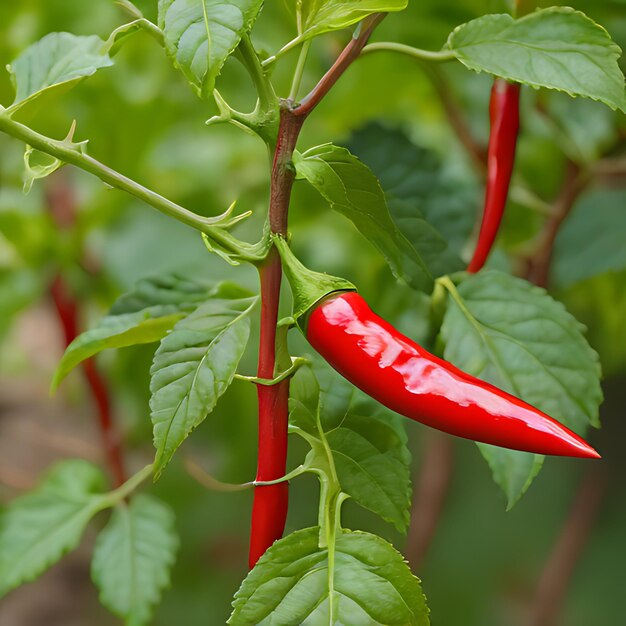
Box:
527, 466, 608, 626
46, 174, 126, 487
422, 64, 487, 172
269, 108, 306, 233
525, 162, 589, 288
295, 13, 387, 119
404, 432, 454, 570
592, 157, 626, 185
523, 159, 605, 626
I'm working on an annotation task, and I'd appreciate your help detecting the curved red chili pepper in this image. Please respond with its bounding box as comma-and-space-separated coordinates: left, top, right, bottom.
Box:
468, 79, 521, 273
306, 291, 599, 459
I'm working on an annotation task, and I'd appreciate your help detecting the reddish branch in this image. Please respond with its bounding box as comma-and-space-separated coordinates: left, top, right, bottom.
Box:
524, 162, 589, 288
46, 176, 126, 487
522, 161, 607, 625
248, 14, 386, 568
404, 432, 454, 570
296, 13, 387, 118
421, 64, 487, 172
527, 466, 608, 626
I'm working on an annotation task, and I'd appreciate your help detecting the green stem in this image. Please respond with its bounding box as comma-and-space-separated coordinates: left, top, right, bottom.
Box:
361, 42, 457, 63
115, 0, 143, 20
115, 0, 163, 43
238, 34, 278, 116
262, 35, 304, 68
102, 464, 153, 506
235, 357, 309, 386
185, 458, 254, 492
134, 18, 164, 44
289, 40, 312, 100
254, 464, 309, 486
0, 112, 262, 262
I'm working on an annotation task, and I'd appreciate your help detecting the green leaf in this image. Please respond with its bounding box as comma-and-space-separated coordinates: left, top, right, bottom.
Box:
552, 189, 626, 289
52, 275, 223, 390
290, 366, 412, 532
0, 460, 107, 596
440, 271, 603, 507
327, 412, 412, 532
300, 0, 408, 41
347, 123, 465, 278
6, 32, 114, 114
294, 144, 433, 293
91, 495, 179, 626
151, 294, 257, 477
230, 527, 429, 625
158, 0, 264, 98
448, 8, 626, 111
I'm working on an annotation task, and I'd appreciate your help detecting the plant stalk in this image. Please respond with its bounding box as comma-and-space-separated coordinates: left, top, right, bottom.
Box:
249, 14, 387, 567
295, 13, 387, 118
249, 104, 305, 568
361, 42, 456, 63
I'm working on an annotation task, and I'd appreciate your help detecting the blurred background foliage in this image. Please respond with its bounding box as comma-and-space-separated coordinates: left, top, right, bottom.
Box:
0, 1, 625, 625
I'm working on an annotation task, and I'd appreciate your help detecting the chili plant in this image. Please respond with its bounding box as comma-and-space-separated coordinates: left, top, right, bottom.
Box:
0, 1, 624, 624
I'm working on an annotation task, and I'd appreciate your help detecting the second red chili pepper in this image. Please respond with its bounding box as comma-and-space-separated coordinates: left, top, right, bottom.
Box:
468, 79, 521, 273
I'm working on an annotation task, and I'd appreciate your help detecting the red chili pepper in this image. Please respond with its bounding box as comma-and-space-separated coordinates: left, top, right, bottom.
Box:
273, 236, 599, 460
306, 291, 598, 458
468, 79, 521, 273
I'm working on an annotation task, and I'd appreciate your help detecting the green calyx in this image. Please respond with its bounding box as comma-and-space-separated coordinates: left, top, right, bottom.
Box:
272, 235, 356, 329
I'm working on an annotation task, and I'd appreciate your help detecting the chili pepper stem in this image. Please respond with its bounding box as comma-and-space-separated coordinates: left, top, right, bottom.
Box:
235, 357, 310, 386
272, 234, 355, 326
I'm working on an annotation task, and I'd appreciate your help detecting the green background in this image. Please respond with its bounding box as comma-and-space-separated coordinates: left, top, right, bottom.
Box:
0, 1, 625, 624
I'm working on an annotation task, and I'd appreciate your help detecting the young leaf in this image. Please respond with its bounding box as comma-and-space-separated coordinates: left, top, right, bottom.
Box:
294, 144, 434, 293
0, 460, 107, 596
290, 366, 412, 532
91, 495, 179, 626
299, 0, 408, 41
158, 0, 264, 98
6, 32, 114, 114
440, 271, 603, 507
448, 8, 626, 111
52, 275, 228, 390
229, 527, 429, 625
151, 294, 258, 477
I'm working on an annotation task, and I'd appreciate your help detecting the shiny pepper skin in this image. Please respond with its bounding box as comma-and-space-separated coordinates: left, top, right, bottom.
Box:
306, 291, 599, 459
468, 79, 521, 273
